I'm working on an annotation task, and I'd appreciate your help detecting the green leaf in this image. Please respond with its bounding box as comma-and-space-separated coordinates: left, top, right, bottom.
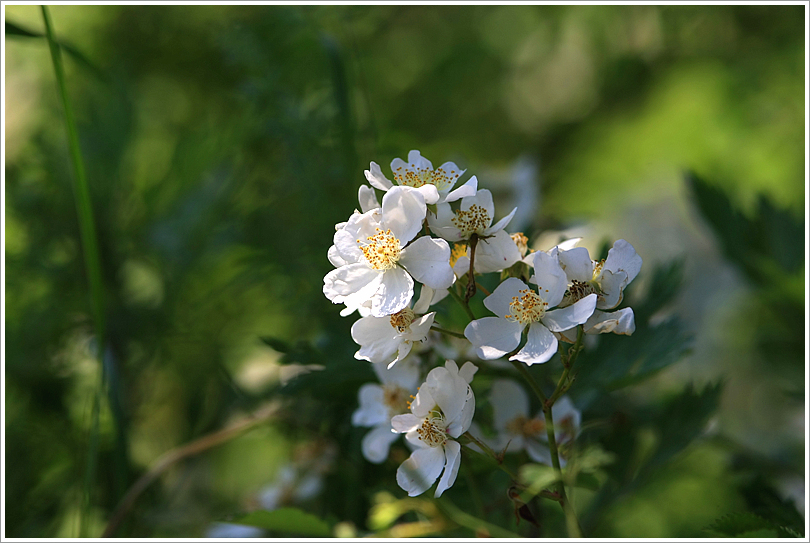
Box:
687, 172, 804, 285
706, 512, 775, 536
6, 19, 108, 82
260, 336, 290, 354
571, 471, 600, 491
231, 508, 332, 537
518, 464, 559, 500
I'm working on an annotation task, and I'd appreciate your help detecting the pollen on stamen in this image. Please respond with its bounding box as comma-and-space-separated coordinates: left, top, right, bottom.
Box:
358, 228, 401, 270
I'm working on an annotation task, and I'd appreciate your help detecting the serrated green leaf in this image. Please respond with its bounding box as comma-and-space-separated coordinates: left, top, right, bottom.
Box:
706, 511, 774, 536
231, 508, 332, 537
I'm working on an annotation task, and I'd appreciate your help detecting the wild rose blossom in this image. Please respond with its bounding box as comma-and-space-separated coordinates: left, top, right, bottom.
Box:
464, 251, 597, 365
391, 360, 477, 497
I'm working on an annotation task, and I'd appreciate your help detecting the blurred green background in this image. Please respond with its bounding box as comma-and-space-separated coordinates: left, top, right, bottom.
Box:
4, 4, 805, 538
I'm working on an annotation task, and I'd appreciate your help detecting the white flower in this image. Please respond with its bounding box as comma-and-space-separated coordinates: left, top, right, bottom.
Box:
554, 239, 642, 311
365, 150, 475, 205
352, 358, 421, 464
428, 187, 518, 243
552, 239, 642, 341
489, 379, 580, 467
351, 287, 437, 367
451, 229, 523, 276
391, 360, 477, 497
324, 186, 455, 317
464, 251, 597, 365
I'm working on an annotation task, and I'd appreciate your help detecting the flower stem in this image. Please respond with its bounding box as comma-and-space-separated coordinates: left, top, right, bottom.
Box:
475, 281, 491, 296
510, 360, 548, 404
511, 359, 582, 537
464, 234, 479, 301
542, 404, 582, 537
430, 325, 466, 340
549, 326, 584, 405
461, 432, 517, 480
448, 285, 476, 321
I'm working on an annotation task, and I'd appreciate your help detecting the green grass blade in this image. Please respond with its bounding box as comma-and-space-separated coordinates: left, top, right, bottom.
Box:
41, 6, 107, 537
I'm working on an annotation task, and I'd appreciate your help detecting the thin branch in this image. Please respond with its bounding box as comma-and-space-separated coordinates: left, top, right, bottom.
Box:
101, 402, 280, 537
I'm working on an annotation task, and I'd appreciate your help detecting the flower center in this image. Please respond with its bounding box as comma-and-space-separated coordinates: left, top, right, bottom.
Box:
389, 307, 415, 333
416, 409, 448, 448
449, 242, 468, 268
505, 288, 548, 325
393, 164, 459, 192
506, 415, 545, 437
592, 259, 605, 281
451, 204, 491, 236
358, 228, 401, 270
382, 384, 409, 417
511, 232, 529, 256
566, 279, 598, 304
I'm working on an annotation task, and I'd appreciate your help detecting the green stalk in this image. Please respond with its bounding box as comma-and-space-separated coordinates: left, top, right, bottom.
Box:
548, 326, 584, 405
511, 359, 582, 537
42, 6, 107, 537
430, 325, 466, 339
448, 285, 476, 321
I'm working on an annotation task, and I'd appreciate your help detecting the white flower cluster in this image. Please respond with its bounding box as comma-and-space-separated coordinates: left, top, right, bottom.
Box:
324, 150, 642, 498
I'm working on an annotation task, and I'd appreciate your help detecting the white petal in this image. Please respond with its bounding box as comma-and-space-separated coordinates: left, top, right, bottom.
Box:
371, 267, 413, 317
365, 161, 393, 191
604, 239, 642, 284
333, 227, 364, 265
352, 384, 387, 427
406, 313, 436, 344
483, 277, 527, 318
443, 175, 478, 203
391, 413, 421, 433
396, 446, 445, 497
464, 317, 523, 359
474, 229, 521, 273
413, 285, 434, 314
453, 254, 470, 277
490, 379, 529, 431
327, 244, 347, 267
436, 161, 465, 194
358, 184, 380, 213
352, 315, 400, 363
408, 149, 433, 171
557, 247, 594, 283
381, 186, 426, 244
458, 361, 478, 384
362, 424, 399, 464
400, 237, 455, 290
411, 386, 436, 419
597, 269, 627, 310
528, 251, 568, 307
427, 202, 464, 242
552, 395, 581, 441
586, 307, 635, 335
542, 293, 597, 332
555, 237, 582, 251
374, 356, 421, 390
484, 206, 517, 236
447, 385, 475, 437
511, 323, 557, 365
425, 363, 468, 424
414, 184, 440, 205
525, 439, 553, 465
323, 263, 381, 300
435, 440, 462, 497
